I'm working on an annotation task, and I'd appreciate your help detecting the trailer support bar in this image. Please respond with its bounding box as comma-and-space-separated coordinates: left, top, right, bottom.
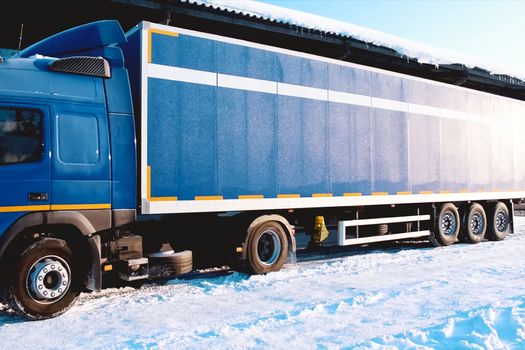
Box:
338, 214, 431, 246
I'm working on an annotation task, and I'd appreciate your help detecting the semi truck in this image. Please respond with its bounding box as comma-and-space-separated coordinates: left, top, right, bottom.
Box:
0, 19, 523, 320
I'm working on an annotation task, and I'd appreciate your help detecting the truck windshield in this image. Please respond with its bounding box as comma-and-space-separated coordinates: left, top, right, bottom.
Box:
0, 107, 43, 165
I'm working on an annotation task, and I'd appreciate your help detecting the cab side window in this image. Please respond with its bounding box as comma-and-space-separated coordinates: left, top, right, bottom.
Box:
0, 108, 43, 165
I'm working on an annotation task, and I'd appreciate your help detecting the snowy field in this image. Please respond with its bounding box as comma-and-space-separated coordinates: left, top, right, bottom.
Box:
1, 218, 525, 349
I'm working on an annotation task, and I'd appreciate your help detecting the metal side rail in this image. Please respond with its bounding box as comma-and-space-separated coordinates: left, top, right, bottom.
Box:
338, 214, 431, 246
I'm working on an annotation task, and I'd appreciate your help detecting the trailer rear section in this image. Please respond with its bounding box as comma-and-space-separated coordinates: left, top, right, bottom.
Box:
124, 21, 524, 261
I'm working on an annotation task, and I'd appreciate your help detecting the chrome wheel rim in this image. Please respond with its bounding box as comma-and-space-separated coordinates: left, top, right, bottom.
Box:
441, 211, 457, 236
470, 212, 484, 235
26, 255, 71, 304
495, 211, 508, 232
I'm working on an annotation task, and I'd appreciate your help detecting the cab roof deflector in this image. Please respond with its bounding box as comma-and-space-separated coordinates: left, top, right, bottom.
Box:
20, 20, 127, 58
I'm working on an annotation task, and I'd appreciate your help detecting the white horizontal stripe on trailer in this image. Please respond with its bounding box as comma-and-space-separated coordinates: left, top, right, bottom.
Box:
147, 63, 504, 124
148, 64, 216, 86
338, 230, 430, 247
277, 82, 328, 101
328, 90, 371, 107
218, 74, 277, 94
142, 191, 525, 214
408, 103, 441, 118
441, 108, 468, 121
371, 97, 408, 112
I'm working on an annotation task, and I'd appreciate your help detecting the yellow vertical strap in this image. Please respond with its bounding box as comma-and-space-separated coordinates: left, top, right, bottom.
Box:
147, 165, 152, 200
148, 29, 179, 63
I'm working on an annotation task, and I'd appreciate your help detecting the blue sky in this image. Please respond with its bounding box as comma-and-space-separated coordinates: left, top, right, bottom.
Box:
259, 0, 525, 71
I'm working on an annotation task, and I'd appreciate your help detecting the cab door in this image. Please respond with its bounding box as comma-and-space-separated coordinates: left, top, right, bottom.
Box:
50, 102, 111, 211
0, 105, 51, 221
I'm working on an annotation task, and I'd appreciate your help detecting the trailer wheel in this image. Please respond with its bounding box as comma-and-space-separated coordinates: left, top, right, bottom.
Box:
487, 202, 510, 241
434, 203, 460, 246
3, 238, 80, 320
246, 221, 288, 275
462, 203, 487, 244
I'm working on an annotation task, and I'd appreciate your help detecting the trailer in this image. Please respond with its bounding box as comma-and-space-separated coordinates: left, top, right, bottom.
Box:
0, 19, 523, 320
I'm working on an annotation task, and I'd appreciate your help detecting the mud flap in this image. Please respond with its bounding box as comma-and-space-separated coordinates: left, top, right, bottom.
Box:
286, 231, 297, 264
87, 235, 102, 291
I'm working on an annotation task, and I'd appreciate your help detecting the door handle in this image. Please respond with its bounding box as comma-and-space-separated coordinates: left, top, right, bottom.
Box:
28, 192, 48, 201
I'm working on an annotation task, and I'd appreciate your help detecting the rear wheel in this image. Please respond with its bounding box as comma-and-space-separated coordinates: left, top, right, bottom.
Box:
462, 203, 487, 244
487, 202, 510, 241
433, 203, 460, 246
246, 222, 288, 274
3, 238, 80, 320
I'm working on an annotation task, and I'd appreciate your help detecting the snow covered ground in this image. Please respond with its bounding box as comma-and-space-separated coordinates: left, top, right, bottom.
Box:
1, 218, 525, 349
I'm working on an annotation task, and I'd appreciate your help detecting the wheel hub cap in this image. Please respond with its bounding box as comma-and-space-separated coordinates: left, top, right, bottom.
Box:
28, 256, 70, 301
470, 213, 484, 235
441, 212, 456, 236
496, 212, 508, 232
257, 230, 281, 266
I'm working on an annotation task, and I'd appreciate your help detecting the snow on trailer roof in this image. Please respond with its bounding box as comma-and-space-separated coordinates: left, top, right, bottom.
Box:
183, 0, 525, 81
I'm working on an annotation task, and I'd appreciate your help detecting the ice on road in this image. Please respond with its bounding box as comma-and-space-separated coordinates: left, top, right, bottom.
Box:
1, 218, 525, 349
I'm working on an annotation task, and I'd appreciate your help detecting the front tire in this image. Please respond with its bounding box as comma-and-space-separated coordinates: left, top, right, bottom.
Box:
246, 222, 289, 274
4, 238, 80, 320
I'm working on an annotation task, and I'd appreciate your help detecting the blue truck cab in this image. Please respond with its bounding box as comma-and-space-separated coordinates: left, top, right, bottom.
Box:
0, 19, 522, 320
0, 21, 137, 319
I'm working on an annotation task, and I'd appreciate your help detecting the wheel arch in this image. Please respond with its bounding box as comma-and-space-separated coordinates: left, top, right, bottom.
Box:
0, 211, 105, 292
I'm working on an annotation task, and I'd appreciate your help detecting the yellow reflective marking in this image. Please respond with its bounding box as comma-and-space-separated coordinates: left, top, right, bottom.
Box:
147, 165, 152, 199
238, 195, 264, 199
195, 196, 224, 200
0, 203, 111, 213
343, 192, 362, 196
419, 191, 433, 194
51, 204, 111, 210
396, 191, 412, 195
0, 205, 50, 213
440, 190, 453, 194
149, 196, 178, 201
147, 165, 178, 201
372, 192, 389, 196
312, 193, 333, 197
148, 29, 179, 63
459, 189, 469, 193
277, 194, 300, 198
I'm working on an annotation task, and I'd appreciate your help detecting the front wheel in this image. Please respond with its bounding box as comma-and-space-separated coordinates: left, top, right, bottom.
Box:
246, 222, 289, 274
3, 238, 80, 320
